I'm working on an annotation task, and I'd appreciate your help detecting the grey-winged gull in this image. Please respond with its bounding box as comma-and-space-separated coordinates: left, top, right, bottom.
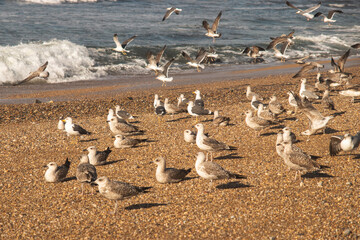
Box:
182, 49, 207, 72
162, 7, 182, 21
187, 101, 212, 122
156, 58, 175, 86
44, 158, 70, 183
202, 11, 222, 43
285, 1, 321, 20
330, 132, 360, 160
85, 146, 112, 166
112, 34, 137, 55
151, 157, 191, 183
76, 155, 97, 195
314, 10, 343, 25
63, 117, 91, 137
114, 134, 146, 149
146, 45, 167, 74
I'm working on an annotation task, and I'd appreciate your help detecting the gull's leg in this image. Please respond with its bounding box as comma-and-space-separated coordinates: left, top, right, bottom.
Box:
294, 171, 298, 181
111, 201, 118, 215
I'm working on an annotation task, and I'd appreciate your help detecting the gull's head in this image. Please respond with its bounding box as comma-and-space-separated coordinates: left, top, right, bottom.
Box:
270, 95, 277, 101
86, 146, 97, 153
245, 110, 253, 117
153, 157, 165, 166
300, 130, 312, 136
196, 152, 206, 162
301, 78, 307, 83
108, 117, 118, 124
115, 105, 121, 111
184, 129, 195, 136
115, 134, 125, 140
154, 94, 159, 100
282, 127, 291, 133
64, 117, 72, 123
276, 131, 284, 144
79, 155, 89, 164
213, 110, 219, 118
193, 90, 200, 95
95, 176, 109, 187
194, 123, 204, 131
108, 109, 114, 114
164, 98, 169, 104
46, 162, 58, 170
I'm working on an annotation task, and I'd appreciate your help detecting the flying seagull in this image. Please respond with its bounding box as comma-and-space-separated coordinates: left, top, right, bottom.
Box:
146, 45, 167, 74
112, 34, 137, 55
351, 43, 360, 49
182, 49, 207, 72
14, 61, 49, 86
203, 11, 222, 43
314, 10, 343, 25
331, 49, 350, 73
329, 132, 360, 159
242, 46, 265, 63
292, 61, 324, 78
267, 30, 295, 62
162, 7, 182, 21
285, 1, 322, 21
156, 58, 175, 86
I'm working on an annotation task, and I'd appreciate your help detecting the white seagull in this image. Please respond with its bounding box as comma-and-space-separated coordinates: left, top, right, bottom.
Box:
112, 34, 137, 55
314, 10, 343, 25
156, 58, 175, 86
286, 1, 322, 21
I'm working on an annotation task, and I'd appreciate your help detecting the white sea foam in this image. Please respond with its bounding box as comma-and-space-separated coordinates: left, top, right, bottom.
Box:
0, 39, 105, 84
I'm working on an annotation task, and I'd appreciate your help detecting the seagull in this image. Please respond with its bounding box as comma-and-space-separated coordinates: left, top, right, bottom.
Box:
114, 134, 146, 149
14, 61, 49, 85
85, 146, 112, 166
195, 152, 238, 191
329, 132, 360, 159
331, 49, 350, 73
184, 129, 196, 143
193, 90, 205, 108
57, 116, 65, 130
205, 46, 219, 63
339, 89, 360, 103
177, 93, 189, 112
154, 94, 161, 108
44, 158, 70, 183
244, 110, 271, 137
251, 95, 263, 111
151, 157, 191, 183
293, 62, 324, 78
285, 1, 322, 21
203, 11, 222, 43
282, 127, 297, 144
258, 103, 277, 122
63, 117, 91, 137
287, 90, 299, 113
351, 43, 360, 49
294, 55, 310, 64
155, 99, 167, 120
76, 155, 97, 195
299, 78, 319, 100
95, 176, 149, 214
156, 58, 175, 86
182, 49, 207, 72
164, 98, 182, 115
321, 89, 335, 110
269, 95, 285, 115
107, 117, 143, 135
314, 10, 343, 25
187, 101, 212, 122
115, 105, 134, 120
267, 30, 295, 62
213, 110, 230, 126
162, 7, 182, 21
112, 34, 137, 55
195, 123, 230, 161
146, 45, 167, 74
107, 109, 124, 123
246, 85, 263, 101
282, 141, 320, 185
242, 46, 265, 63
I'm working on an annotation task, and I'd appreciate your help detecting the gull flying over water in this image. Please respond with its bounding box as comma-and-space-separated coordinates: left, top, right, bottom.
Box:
162, 7, 182, 21
314, 10, 343, 25
203, 11, 222, 43
146, 45, 167, 74
292, 61, 324, 78
267, 30, 295, 62
285, 1, 322, 21
156, 58, 175, 86
182, 49, 207, 72
331, 49, 350, 73
112, 34, 137, 55
14, 61, 49, 86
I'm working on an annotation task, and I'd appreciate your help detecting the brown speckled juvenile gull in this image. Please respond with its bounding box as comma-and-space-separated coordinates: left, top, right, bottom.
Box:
299, 78, 319, 100
282, 141, 320, 185
269, 96, 284, 115
162, 7, 182, 21
14, 61, 49, 86
164, 98, 182, 115
195, 123, 230, 161
95, 176, 149, 214
113, 134, 146, 149
182, 50, 207, 72
151, 157, 191, 184
331, 49, 350, 73
213, 110, 230, 126
85, 146, 112, 166
244, 110, 271, 137
146, 45, 166, 74
287, 90, 299, 113
195, 152, 237, 191
112, 34, 137, 55
107, 117, 143, 135
292, 62, 324, 78
76, 155, 97, 195
202, 11, 222, 43
282, 127, 297, 143
258, 103, 277, 122
44, 158, 70, 183
184, 129, 196, 143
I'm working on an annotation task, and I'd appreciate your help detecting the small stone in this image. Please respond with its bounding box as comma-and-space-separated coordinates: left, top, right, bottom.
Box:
343, 229, 351, 236
346, 182, 352, 186
317, 181, 323, 187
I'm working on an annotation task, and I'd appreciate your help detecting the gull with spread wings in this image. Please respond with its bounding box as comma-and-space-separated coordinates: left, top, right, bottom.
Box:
203, 11, 222, 43
286, 1, 322, 21
14, 61, 49, 86
112, 34, 137, 55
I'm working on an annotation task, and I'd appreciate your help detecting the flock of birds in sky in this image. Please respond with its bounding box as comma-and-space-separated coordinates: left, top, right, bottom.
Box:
36, 2, 360, 214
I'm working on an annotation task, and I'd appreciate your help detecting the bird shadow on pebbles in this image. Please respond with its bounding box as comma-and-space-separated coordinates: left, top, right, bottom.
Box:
216, 181, 251, 190
332, 111, 346, 117
283, 117, 297, 121
125, 203, 167, 210
166, 116, 191, 123
61, 176, 77, 182
214, 153, 243, 160
353, 154, 360, 159
302, 171, 334, 179
79, 138, 98, 143
100, 159, 124, 166
260, 132, 277, 137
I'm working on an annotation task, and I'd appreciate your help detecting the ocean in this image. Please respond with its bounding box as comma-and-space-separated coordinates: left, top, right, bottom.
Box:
0, 0, 359, 85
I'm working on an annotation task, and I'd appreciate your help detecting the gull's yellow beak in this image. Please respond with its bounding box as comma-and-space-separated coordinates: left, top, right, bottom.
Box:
62, 119, 66, 123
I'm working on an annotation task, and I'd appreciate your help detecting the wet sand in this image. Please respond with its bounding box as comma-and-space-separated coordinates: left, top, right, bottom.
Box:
0, 63, 360, 239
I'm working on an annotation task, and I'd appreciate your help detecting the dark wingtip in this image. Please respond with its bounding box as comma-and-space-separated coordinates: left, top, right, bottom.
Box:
64, 158, 71, 167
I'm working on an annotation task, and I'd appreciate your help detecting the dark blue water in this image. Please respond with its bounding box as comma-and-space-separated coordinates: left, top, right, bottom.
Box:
0, 0, 359, 84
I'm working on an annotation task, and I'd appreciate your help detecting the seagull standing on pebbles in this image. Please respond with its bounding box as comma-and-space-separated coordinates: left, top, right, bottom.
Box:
151, 157, 191, 183
269, 96, 285, 115
339, 89, 360, 103
299, 78, 319, 100
112, 34, 137, 55
44, 158, 70, 183
193, 90, 205, 107
108, 117, 143, 135
63, 117, 91, 138
322, 90, 335, 110
258, 103, 277, 122
114, 135, 146, 149
244, 110, 271, 137
76, 155, 97, 194
246, 86, 263, 101
213, 110, 230, 126
195, 152, 238, 191
85, 146, 112, 166
195, 123, 230, 161
187, 101, 212, 122
329, 132, 360, 159
58, 117, 65, 130
95, 176, 149, 214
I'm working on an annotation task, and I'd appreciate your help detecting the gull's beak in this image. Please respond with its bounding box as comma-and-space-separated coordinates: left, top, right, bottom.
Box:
83, 149, 88, 152
149, 161, 154, 164
106, 120, 110, 123
62, 119, 66, 123
42, 165, 48, 168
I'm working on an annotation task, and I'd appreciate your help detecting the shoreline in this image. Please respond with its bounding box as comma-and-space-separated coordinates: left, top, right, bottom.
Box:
1, 57, 359, 105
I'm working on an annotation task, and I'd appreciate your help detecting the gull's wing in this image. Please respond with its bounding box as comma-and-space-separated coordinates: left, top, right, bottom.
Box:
330, 57, 340, 72
146, 51, 156, 64
202, 20, 210, 30
351, 43, 360, 49
162, 7, 175, 21
181, 51, 193, 61
15, 61, 49, 85
286, 30, 295, 38
253, 46, 265, 53
113, 34, 122, 48
37, 61, 48, 72
211, 11, 222, 32
303, 2, 321, 14
163, 58, 175, 77
155, 45, 167, 64
121, 35, 137, 49
327, 10, 343, 19
286, 1, 302, 11
242, 47, 251, 54
292, 62, 315, 78
280, 41, 291, 54
337, 49, 350, 72
329, 135, 344, 156
195, 49, 207, 64
267, 37, 288, 50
